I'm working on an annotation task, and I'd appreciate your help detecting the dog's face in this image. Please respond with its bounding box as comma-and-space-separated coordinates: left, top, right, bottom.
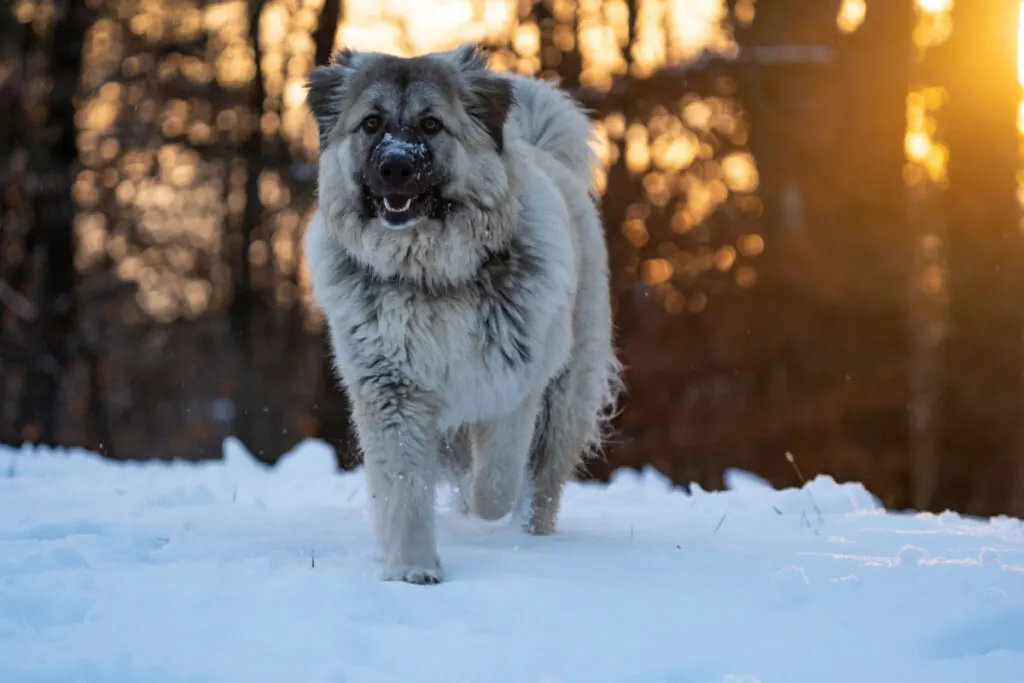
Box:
306, 44, 514, 231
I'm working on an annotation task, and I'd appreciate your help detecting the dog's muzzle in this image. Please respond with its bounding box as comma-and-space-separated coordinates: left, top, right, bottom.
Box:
377, 155, 417, 210
365, 131, 438, 228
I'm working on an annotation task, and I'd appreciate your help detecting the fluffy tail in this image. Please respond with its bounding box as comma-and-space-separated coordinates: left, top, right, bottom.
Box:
505, 74, 599, 195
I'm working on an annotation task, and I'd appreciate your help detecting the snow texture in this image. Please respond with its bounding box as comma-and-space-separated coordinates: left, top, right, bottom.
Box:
1, 438, 1023, 683
378, 132, 429, 161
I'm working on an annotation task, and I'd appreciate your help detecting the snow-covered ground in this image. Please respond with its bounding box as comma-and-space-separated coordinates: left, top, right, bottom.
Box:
1, 439, 1023, 683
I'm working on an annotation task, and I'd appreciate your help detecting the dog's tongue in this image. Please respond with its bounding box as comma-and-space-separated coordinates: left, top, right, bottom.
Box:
383, 195, 412, 213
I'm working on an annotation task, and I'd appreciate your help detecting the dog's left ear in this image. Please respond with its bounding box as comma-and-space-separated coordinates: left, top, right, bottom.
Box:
446, 43, 491, 72
462, 73, 514, 153
442, 44, 515, 153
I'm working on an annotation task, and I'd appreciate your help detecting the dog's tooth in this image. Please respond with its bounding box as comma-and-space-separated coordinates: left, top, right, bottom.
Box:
384, 196, 412, 213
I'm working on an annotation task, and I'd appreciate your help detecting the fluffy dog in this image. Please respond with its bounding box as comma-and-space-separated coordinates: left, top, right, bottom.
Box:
303, 44, 622, 584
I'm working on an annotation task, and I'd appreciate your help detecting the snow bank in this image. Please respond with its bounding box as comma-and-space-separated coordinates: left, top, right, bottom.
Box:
1, 440, 1022, 683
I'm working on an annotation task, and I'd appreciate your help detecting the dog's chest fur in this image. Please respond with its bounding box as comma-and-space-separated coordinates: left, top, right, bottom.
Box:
320, 237, 573, 428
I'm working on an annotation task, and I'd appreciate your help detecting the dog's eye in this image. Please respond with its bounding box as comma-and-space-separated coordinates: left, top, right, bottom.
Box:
420, 116, 442, 135
360, 115, 382, 133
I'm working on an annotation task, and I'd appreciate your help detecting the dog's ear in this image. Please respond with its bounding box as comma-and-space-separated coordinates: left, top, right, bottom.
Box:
446, 43, 490, 72
306, 49, 361, 148
440, 44, 515, 153
461, 73, 514, 153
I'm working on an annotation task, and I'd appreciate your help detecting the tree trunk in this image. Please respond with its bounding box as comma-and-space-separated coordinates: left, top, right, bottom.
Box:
231, 0, 268, 455
308, 0, 355, 469
16, 0, 95, 444
314, 0, 341, 66
835, 0, 915, 508
937, 0, 1023, 516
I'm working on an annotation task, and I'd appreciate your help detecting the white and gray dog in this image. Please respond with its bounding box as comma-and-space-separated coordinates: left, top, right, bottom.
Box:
303, 44, 622, 584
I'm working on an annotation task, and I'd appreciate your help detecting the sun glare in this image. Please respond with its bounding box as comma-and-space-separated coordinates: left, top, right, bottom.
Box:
1019, 1, 1024, 87
917, 0, 952, 12
837, 0, 866, 34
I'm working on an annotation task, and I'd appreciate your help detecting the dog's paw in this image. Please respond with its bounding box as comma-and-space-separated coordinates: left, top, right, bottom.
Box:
381, 561, 444, 585
453, 487, 472, 516
524, 515, 557, 536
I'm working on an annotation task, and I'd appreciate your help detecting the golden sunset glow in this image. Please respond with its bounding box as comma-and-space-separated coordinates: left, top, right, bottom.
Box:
903, 0, 1024, 197
902, 0, 962, 189
70, 0, 758, 323
837, 0, 867, 34
1019, 1, 1024, 87
65, 0, 1024, 325
333, 0, 733, 87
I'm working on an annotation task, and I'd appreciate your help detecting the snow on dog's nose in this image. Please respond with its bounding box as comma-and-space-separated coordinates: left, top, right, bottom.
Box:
369, 130, 431, 196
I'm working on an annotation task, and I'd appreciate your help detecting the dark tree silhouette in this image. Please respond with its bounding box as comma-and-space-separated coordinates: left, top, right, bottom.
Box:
314, 0, 342, 67
11, 1, 97, 445
938, 0, 1024, 516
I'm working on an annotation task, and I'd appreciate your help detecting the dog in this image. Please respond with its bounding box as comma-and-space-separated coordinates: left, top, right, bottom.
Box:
302, 44, 622, 584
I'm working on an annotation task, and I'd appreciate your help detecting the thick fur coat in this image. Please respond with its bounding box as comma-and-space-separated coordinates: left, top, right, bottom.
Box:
303, 44, 622, 584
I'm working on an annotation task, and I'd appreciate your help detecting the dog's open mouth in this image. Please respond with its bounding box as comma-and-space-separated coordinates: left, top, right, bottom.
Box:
378, 192, 426, 228
364, 186, 448, 228
383, 195, 413, 214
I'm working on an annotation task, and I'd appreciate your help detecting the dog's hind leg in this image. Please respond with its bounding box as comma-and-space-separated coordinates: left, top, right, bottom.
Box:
526, 359, 619, 536
469, 392, 543, 521
524, 371, 581, 536
439, 426, 473, 515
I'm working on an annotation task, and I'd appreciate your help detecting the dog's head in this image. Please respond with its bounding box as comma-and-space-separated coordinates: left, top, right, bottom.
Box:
306, 44, 515, 233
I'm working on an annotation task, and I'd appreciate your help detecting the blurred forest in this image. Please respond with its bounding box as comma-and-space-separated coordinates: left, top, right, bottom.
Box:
2, 0, 1024, 518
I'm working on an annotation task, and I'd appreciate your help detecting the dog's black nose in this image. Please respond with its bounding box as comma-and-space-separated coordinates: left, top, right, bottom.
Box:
378, 155, 416, 190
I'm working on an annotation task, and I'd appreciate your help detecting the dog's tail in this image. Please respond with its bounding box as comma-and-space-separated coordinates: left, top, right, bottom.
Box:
506, 74, 599, 195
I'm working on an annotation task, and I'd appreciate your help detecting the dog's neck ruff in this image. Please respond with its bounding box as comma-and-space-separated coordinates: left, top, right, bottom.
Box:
334, 241, 512, 297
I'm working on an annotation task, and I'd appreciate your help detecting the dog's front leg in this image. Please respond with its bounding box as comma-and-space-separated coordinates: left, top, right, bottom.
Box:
350, 375, 442, 585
